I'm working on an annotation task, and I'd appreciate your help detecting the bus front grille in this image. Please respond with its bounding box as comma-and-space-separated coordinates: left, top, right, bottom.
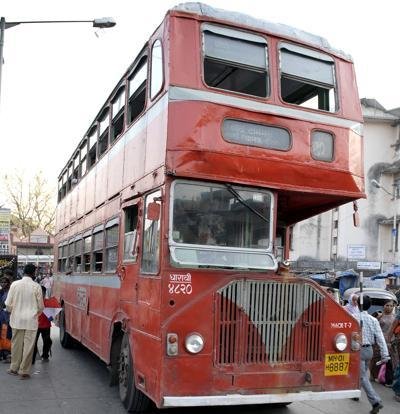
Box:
216, 280, 324, 366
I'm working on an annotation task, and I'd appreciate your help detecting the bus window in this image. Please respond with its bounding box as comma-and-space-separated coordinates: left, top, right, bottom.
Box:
74, 237, 82, 272
123, 205, 138, 262
88, 127, 97, 169
61, 243, 68, 272
311, 130, 334, 161
150, 40, 163, 99
80, 139, 87, 177
67, 240, 74, 272
203, 25, 268, 97
170, 181, 275, 269
128, 57, 147, 125
73, 152, 79, 183
67, 162, 73, 192
141, 191, 161, 274
98, 108, 109, 157
280, 43, 336, 112
83, 234, 92, 272
92, 230, 104, 272
58, 178, 63, 202
111, 88, 125, 143
106, 220, 119, 271
57, 245, 62, 272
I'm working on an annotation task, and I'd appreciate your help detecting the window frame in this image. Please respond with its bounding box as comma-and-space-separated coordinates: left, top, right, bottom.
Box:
110, 86, 126, 144
127, 56, 148, 126
202, 24, 269, 99
92, 227, 104, 273
141, 190, 162, 275
123, 203, 139, 264
105, 218, 119, 272
279, 41, 338, 113
150, 39, 164, 100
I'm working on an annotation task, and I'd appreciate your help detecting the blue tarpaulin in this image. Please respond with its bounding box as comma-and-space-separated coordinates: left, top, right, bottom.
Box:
336, 269, 359, 296
371, 265, 400, 280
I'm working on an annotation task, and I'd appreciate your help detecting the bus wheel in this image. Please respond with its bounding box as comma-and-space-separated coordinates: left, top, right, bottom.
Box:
109, 334, 122, 386
118, 333, 150, 413
59, 307, 74, 349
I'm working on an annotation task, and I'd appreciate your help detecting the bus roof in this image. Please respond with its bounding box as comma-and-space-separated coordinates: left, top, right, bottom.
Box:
173, 2, 352, 61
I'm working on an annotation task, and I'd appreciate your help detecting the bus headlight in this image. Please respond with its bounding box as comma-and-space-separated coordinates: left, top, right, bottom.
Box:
334, 333, 348, 351
185, 333, 204, 354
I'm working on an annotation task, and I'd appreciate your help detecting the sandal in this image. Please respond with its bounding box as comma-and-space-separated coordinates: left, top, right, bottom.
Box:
19, 374, 30, 380
7, 369, 18, 376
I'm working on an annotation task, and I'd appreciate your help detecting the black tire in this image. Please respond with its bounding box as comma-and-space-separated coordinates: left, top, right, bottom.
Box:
59, 306, 74, 349
109, 335, 122, 387
119, 333, 150, 413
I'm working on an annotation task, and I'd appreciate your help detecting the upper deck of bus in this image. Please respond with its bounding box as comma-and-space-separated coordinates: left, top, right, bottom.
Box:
56, 2, 364, 233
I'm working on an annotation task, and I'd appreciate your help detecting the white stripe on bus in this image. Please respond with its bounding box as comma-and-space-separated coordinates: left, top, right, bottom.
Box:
169, 86, 363, 134
55, 274, 121, 289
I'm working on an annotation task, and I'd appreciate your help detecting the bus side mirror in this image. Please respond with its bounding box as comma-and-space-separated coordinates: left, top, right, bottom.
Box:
147, 202, 160, 221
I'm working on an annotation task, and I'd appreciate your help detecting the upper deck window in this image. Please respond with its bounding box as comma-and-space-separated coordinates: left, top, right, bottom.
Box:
150, 40, 163, 99
203, 24, 268, 98
280, 43, 336, 112
128, 57, 147, 125
98, 108, 109, 157
87, 126, 97, 169
111, 87, 125, 143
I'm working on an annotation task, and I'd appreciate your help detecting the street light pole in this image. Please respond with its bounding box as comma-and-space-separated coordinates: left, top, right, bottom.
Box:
371, 178, 398, 264
0, 16, 116, 109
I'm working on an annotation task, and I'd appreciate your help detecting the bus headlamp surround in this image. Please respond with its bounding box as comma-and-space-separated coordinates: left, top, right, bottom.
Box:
334, 333, 348, 352
185, 333, 204, 354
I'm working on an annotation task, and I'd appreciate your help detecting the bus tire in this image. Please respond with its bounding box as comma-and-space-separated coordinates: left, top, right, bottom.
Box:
59, 307, 74, 349
119, 333, 150, 413
109, 334, 122, 386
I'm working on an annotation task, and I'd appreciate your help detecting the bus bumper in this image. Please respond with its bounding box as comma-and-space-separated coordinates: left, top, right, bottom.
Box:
163, 389, 361, 407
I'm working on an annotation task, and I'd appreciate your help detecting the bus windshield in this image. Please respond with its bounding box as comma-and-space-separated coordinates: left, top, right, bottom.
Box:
170, 181, 277, 270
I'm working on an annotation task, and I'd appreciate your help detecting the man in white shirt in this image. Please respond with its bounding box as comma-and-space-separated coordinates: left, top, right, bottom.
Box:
357, 295, 390, 414
5, 264, 44, 379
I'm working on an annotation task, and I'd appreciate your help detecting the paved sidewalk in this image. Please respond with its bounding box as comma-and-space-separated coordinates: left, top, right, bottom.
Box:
0, 327, 126, 414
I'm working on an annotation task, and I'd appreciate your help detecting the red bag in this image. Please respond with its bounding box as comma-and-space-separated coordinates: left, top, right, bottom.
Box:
0, 323, 11, 352
377, 363, 386, 384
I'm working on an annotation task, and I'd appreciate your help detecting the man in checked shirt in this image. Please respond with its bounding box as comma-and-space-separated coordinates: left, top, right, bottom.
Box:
357, 295, 390, 414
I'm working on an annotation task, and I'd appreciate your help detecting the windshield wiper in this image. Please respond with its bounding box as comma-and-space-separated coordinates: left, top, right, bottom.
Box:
225, 184, 270, 224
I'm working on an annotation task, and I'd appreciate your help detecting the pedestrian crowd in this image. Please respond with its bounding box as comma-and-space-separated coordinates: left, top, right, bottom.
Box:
0, 264, 55, 380
343, 292, 400, 413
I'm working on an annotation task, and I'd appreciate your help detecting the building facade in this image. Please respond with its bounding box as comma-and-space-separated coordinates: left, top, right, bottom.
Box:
290, 99, 400, 271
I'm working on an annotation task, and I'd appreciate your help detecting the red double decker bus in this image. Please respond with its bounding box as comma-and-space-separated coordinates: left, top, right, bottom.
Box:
54, 3, 364, 412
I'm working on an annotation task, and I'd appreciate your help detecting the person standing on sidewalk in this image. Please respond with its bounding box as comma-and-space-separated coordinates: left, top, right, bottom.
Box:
358, 295, 390, 414
4, 264, 44, 379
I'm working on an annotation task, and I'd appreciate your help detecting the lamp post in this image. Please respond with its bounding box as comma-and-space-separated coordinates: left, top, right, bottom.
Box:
0, 17, 116, 108
371, 178, 399, 264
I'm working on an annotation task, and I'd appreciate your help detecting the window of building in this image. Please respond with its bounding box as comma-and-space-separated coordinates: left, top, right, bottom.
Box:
111, 87, 125, 143
203, 25, 268, 97
83, 234, 92, 272
123, 205, 138, 262
128, 57, 147, 125
87, 127, 97, 169
280, 43, 336, 112
311, 130, 334, 161
106, 220, 119, 271
80, 140, 87, 177
98, 108, 109, 157
141, 190, 161, 274
150, 40, 163, 99
92, 230, 104, 272
74, 238, 82, 272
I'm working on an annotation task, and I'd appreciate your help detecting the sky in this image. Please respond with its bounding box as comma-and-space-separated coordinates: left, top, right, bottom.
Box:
0, 0, 399, 206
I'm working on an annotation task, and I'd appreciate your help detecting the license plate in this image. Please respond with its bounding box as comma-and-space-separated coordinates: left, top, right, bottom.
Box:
324, 353, 350, 376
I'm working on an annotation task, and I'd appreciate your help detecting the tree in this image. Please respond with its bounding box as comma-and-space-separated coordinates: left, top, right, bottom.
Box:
3, 170, 55, 237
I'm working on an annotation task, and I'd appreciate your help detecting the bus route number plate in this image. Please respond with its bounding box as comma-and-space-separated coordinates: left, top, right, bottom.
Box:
324, 353, 350, 376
